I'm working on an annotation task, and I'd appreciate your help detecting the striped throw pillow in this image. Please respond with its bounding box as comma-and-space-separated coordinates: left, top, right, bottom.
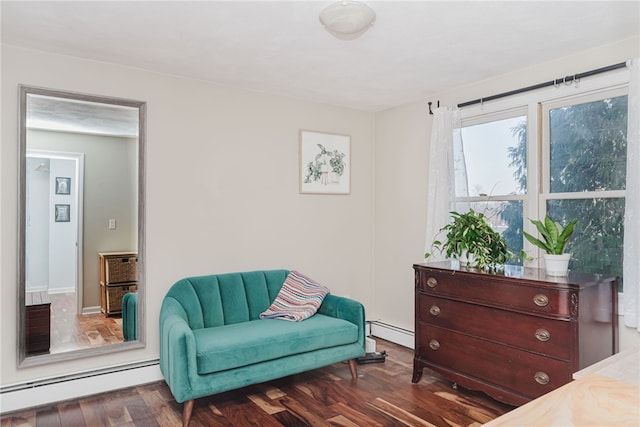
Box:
260, 271, 330, 321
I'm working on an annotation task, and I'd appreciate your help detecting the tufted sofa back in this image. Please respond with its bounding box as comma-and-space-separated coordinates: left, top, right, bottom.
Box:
161, 270, 289, 329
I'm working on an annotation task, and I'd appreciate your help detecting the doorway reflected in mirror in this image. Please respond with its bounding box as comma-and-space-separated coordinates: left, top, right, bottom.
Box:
18, 85, 146, 366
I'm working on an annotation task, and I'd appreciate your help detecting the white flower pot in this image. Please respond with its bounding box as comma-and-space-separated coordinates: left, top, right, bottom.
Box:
543, 253, 571, 276
456, 251, 477, 269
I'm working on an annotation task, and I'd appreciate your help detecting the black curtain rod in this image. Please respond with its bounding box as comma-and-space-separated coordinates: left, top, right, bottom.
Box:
457, 61, 628, 109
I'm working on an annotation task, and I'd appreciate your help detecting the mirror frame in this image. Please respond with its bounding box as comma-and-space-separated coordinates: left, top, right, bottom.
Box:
17, 85, 146, 367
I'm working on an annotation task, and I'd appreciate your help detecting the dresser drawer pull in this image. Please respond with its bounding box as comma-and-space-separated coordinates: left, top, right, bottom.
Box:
429, 339, 440, 351
534, 371, 550, 385
533, 294, 549, 307
429, 305, 441, 316
427, 277, 438, 288
535, 328, 551, 342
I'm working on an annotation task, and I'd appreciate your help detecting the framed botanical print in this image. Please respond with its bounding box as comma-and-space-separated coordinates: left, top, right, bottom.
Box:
299, 130, 350, 194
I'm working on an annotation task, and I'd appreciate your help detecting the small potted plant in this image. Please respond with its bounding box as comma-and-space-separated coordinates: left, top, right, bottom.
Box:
523, 215, 577, 276
304, 144, 347, 185
425, 209, 514, 272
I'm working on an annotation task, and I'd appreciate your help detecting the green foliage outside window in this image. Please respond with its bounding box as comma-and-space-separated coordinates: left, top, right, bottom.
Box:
502, 95, 627, 288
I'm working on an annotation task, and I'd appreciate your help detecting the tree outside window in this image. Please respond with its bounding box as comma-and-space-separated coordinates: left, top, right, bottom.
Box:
458, 91, 627, 287
505, 94, 627, 287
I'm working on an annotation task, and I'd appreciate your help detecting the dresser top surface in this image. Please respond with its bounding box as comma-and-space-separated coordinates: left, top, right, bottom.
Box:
414, 261, 616, 289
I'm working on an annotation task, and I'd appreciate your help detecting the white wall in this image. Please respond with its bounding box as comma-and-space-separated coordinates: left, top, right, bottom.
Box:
373, 37, 640, 349
25, 157, 49, 292
48, 158, 77, 294
26, 156, 78, 294
1, 45, 375, 386
372, 102, 428, 331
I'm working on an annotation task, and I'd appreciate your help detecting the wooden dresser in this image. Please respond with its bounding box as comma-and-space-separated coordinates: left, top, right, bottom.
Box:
412, 262, 618, 406
25, 291, 51, 355
99, 252, 138, 316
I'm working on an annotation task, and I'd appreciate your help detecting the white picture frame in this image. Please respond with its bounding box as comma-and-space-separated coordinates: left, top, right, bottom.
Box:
299, 130, 350, 194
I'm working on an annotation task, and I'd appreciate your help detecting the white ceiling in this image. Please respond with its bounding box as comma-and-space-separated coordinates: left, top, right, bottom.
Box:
26, 94, 140, 137
2, 1, 639, 112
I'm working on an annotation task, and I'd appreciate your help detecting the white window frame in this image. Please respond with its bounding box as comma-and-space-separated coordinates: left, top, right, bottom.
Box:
459, 68, 630, 269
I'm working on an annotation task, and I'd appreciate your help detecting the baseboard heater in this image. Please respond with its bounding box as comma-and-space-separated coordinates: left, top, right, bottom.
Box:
369, 321, 415, 349
0, 359, 162, 413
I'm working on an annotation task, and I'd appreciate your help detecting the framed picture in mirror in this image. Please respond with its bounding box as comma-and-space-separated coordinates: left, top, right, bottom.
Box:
55, 176, 71, 194
55, 204, 70, 222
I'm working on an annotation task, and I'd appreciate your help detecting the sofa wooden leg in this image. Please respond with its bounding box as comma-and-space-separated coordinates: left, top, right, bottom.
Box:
348, 358, 358, 380
183, 399, 194, 427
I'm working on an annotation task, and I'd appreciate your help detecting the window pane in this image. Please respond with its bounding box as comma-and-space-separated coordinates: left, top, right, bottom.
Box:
547, 198, 624, 290
496, 200, 524, 265
549, 96, 627, 193
454, 200, 524, 265
459, 116, 527, 197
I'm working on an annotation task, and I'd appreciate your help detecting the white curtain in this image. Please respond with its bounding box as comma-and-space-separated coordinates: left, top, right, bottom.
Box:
623, 58, 640, 331
424, 107, 463, 260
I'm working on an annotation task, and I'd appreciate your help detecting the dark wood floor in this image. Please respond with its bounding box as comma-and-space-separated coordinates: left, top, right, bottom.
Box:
1, 339, 514, 426
49, 292, 124, 354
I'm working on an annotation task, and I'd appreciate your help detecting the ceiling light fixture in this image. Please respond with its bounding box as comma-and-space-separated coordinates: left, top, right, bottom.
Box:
319, 1, 376, 39
35, 162, 49, 172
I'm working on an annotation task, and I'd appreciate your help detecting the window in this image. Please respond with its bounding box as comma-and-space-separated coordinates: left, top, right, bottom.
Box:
457, 112, 527, 263
458, 80, 628, 284
543, 90, 627, 286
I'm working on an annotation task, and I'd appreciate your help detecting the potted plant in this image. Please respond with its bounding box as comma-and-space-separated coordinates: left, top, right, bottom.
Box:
425, 209, 514, 272
304, 144, 346, 185
523, 215, 577, 276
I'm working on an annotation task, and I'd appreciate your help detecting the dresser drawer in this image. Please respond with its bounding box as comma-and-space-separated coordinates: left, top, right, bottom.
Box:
417, 294, 572, 359
416, 324, 572, 400
416, 268, 572, 318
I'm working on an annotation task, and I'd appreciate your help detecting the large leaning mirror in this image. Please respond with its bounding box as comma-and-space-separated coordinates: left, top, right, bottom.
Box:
18, 85, 146, 367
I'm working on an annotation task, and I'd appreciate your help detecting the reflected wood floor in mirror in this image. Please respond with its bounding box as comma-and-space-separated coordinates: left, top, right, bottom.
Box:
49, 292, 123, 354
2, 340, 514, 426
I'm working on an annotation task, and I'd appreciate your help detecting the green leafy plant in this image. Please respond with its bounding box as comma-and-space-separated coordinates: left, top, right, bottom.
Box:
304, 144, 346, 184
523, 215, 577, 255
425, 209, 515, 271
329, 150, 346, 175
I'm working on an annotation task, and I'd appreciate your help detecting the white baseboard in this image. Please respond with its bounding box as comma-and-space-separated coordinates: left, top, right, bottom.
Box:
82, 305, 102, 315
369, 321, 415, 349
0, 360, 163, 414
47, 287, 75, 295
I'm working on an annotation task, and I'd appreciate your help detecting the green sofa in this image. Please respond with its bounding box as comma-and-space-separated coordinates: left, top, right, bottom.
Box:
122, 292, 137, 341
159, 269, 366, 426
